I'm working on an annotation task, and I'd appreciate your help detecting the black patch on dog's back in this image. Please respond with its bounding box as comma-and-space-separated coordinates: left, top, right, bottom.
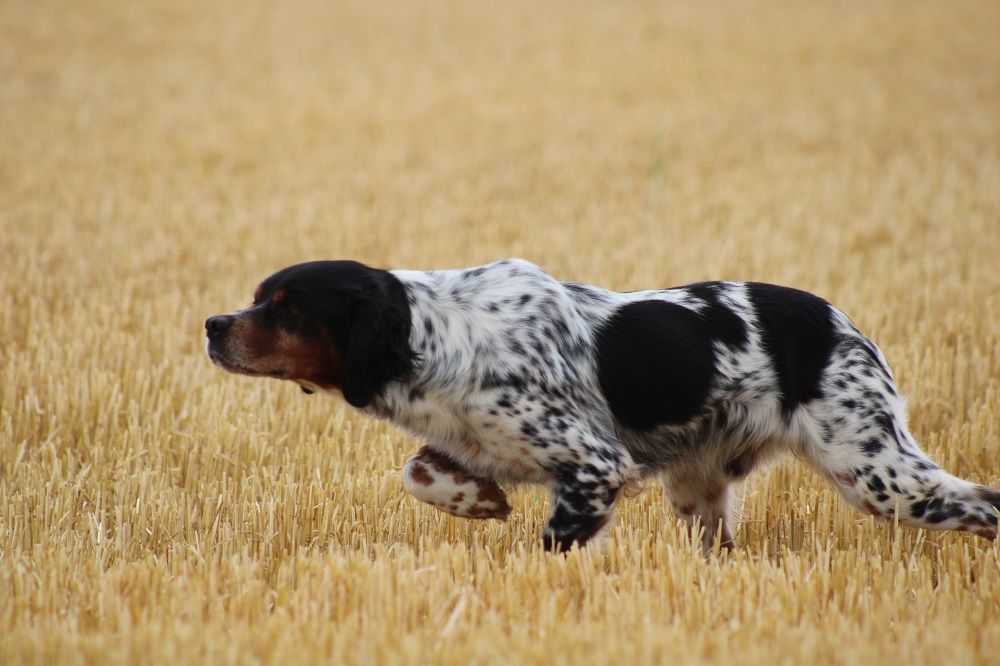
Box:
747, 283, 837, 416
596, 300, 720, 431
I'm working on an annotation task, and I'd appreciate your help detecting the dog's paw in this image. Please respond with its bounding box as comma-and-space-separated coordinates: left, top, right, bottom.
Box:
402, 446, 512, 520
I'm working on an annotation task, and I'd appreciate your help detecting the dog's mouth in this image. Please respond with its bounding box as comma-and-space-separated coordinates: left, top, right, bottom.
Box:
207, 345, 287, 378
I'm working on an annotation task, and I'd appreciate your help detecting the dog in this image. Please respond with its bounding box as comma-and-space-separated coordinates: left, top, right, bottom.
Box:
206, 259, 999, 552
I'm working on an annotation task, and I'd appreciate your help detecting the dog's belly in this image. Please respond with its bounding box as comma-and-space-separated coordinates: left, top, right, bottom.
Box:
438, 430, 550, 484
386, 396, 552, 484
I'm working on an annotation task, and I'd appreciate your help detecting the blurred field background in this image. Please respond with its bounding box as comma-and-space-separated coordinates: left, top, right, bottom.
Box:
2, 0, 1000, 663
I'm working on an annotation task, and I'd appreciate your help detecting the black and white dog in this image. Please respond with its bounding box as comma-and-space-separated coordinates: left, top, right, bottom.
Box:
206, 259, 999, 552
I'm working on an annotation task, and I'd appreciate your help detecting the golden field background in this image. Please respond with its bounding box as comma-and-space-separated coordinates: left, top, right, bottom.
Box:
2, 0, 1000, 663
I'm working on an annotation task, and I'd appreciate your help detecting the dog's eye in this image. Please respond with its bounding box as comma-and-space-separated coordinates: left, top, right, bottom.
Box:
277, 302, 301, 319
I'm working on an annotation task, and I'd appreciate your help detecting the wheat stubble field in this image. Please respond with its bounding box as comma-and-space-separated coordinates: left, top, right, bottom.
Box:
2, 0, 1000, 664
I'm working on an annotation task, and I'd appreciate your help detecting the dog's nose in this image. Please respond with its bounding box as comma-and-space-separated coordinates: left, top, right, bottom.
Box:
205, 315, 234, 338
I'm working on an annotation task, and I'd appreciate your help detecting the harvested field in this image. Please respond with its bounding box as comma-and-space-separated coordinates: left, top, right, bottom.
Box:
2, 0, 999, 663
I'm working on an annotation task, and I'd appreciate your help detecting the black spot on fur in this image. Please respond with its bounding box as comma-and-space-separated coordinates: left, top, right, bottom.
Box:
747, 283, 838, 417
595, 300, 719, 430
480, 370, 504, 390
977, 486, 1000, 510
723, 450, 758, 478
856, 338, 892, 378
463, 267, 486, 279
861, 439, 885, 457
872, 412, 895, 437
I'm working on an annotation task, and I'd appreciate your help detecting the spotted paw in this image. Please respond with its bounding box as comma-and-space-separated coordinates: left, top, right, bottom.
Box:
402, 446, 512, 520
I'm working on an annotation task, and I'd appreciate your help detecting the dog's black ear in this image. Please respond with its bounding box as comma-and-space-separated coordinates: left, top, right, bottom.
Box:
341, 297, 414, 408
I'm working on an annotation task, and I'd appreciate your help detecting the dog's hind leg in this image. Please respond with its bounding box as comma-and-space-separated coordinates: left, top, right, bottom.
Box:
660, 468, 735, 553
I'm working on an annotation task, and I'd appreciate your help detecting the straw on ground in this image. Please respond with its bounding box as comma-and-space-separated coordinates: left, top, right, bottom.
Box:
2, 1, 999, 664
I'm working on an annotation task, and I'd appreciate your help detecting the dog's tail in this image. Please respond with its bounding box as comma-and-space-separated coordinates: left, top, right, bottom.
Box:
802, 325, 999, 540
960, 484, 1000, 539
899, 473, 1000, 540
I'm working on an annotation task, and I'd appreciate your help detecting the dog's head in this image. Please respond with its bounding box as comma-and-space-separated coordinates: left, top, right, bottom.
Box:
205, 260, 414, 407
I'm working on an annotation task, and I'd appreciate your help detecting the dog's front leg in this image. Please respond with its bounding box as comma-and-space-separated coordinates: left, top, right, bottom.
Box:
541, 465, 624, 552
401, 445, 512, 520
